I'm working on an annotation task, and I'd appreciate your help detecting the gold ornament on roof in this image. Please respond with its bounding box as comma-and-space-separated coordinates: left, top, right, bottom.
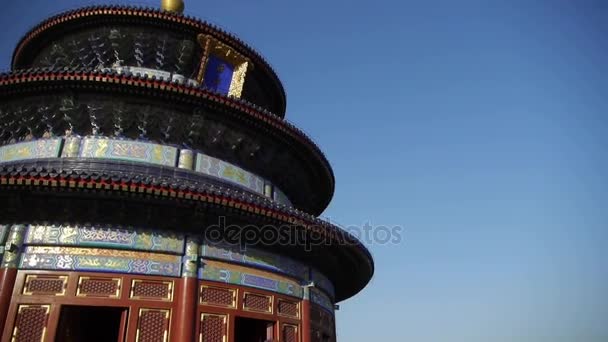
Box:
161, 0, 185, 14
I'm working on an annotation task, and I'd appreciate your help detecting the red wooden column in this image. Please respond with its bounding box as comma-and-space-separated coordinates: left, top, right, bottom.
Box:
302, 287, 312, 342
172, 237, 199, 342
0, 224, 26, 336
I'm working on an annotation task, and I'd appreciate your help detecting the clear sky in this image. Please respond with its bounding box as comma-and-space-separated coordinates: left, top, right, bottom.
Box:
1, 0, 607, 341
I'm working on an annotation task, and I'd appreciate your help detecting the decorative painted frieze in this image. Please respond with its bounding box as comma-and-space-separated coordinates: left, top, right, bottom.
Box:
201, 242, 336, 298
80, 137, 178, 167
24, 225, 184, 254
20, 246, 181, 277
199, 260, 303, 298
0, 139, 62, 163
201, 242, 308, 280
196, 153, 264, 194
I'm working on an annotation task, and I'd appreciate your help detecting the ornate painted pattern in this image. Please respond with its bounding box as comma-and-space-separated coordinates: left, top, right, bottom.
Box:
178, 149, 194, 170
0, 139, 62, 163
2, 225, 26, 268
24, 225, 184, 254
201, 242, 308, 280
310, 287, 334, 313
182, 238, 199, 278
20, 246, 181, 277
61, 136, 81, 158
199, 260, 302, 298
195, 153, 264, 194
80, 137, 178, 167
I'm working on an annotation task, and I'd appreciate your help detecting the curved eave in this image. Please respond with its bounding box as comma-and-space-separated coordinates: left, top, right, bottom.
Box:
0, 159, 373, 302
11, 5, 287, 117
0, 68, 335, 216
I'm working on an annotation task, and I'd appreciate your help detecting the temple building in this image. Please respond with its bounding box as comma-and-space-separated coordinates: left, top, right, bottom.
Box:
0, 0, 374, 341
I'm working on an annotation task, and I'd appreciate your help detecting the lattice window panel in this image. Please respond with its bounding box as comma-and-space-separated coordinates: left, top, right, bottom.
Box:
136, 309, 170, 342
23, 275, 67, 296
200, 286, 236, 308
131, 280, 173, 301
11, 305, 50, 342
200, 313, 227, 342
77, 276, 121, 298
282, 324, 298, 342
243, 292, 272, 313
278, 299, 299, 318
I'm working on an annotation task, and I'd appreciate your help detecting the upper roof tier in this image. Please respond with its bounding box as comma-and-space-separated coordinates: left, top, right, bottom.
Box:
11, 5, 287, 118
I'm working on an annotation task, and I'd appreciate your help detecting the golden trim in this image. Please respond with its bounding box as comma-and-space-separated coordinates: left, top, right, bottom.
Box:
136, 308, 170, 342
228, 61, 249, 98
11, 305, 50, 342
76, 276, 122, 298
130, 279, 174, 301
161, 0, 184, 14
22, 275, 68, 296
196, 34, 211, 84
242, 291, 273, 314
196, 34, 251, 98
277, 299, 300, 319
199, 285, 237, 308
200, 313, 228, 342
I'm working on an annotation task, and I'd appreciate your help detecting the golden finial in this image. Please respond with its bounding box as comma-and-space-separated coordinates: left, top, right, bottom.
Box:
161, 0, 185, 14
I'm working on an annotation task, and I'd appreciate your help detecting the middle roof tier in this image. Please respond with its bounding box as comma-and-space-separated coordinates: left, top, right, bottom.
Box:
0, 69, 334, 216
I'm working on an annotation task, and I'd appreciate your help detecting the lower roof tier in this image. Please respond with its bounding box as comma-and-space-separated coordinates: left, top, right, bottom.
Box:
0, 68, 334, 216
0, 159, 374, 302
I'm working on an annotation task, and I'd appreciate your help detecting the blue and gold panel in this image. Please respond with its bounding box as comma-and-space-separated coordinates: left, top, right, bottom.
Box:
80, 137, 178, 167
20, 246, 181, 277
0, 138, 62, 163
199, 260, 303, 298
24, 225, 185, 255
196, 153, 265, 194
202, 55, 234, 95
310, 287, 334, 313
201, 242, 308, 280
197, 34, 250, 98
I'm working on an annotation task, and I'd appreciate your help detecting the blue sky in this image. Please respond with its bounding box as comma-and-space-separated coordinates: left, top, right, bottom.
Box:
1, 0, 607, 341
